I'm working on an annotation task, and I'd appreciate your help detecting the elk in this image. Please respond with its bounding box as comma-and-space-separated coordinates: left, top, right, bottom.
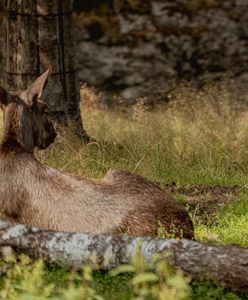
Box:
0, 69, 194, 238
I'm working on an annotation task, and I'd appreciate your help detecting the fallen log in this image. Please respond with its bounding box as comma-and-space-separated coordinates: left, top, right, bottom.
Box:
0, 220, 247, 293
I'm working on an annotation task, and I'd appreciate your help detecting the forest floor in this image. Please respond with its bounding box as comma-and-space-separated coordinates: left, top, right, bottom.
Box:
1, 85, 248, 299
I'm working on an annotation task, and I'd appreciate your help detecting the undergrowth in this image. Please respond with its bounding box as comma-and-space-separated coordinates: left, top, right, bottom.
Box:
0, 252, 192, 300
1, 84, 248, 298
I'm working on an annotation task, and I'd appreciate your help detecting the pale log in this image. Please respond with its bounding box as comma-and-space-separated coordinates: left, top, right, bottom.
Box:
0, 220, 247, 293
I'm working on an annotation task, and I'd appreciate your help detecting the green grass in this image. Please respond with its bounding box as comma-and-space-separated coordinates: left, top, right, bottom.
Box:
195, 193, 248, 246
1, 86, 248, 298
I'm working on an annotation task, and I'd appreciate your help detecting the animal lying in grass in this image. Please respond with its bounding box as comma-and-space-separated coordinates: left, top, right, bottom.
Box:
0, 69, 194, 238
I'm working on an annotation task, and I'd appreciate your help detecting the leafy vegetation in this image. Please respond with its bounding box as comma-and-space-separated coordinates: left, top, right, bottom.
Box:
1, 85, 248, 298
0, 252, 192, 300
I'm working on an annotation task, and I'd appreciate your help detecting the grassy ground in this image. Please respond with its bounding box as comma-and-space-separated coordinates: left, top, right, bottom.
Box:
1, 85, 248, 299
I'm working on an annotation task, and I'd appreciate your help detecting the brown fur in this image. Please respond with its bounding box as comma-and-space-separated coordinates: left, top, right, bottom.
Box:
0, 70, 194, 238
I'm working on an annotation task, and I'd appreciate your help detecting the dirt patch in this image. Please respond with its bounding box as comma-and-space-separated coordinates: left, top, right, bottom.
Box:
165, 183, 243, 225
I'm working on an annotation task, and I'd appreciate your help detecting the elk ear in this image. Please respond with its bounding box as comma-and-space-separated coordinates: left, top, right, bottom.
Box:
26, 67, 51, 107
0, 86, 8, 105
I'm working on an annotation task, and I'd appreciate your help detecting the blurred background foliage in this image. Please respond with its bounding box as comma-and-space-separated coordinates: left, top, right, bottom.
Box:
0, 0, 248, 104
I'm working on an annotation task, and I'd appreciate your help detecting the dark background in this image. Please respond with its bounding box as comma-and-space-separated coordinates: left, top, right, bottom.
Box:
1, 0, 248, 101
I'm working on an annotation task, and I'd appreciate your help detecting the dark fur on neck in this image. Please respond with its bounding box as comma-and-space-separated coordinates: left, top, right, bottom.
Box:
0, 136, 28, 157
1, 101, 34, 154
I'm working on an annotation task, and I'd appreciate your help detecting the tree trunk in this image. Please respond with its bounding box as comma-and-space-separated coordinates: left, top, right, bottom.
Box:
0, 220, 248, 293
2, 0, 89, 139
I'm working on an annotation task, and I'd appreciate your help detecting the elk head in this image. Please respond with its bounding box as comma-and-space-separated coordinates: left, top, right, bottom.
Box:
0, 68, 57, 153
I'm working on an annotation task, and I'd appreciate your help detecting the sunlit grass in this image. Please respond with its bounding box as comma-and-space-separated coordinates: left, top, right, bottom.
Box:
33, 87, 248, 187
195, 192, 248, 247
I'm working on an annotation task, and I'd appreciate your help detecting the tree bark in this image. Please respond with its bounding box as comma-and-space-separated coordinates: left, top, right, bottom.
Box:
2, 0, 89, 139
0, 220, 247, 293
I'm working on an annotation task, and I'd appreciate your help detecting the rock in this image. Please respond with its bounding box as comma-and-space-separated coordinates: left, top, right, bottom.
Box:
74, 0, 248, 102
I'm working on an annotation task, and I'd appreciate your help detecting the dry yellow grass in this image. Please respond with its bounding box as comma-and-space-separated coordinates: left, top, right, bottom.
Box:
77, 84, 248, 185
1, 84, 248, 186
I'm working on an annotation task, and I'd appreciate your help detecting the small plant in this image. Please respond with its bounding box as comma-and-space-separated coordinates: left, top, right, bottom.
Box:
176, 193, 187, 205
157, 221, 183, 239
110, 245, 191, 300
0, 256, 103, 300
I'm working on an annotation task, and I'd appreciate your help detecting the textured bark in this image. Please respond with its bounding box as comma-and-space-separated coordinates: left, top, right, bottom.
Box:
2, 1, 39, 90
0, 220, 248, 293
2, 0, 89, 139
